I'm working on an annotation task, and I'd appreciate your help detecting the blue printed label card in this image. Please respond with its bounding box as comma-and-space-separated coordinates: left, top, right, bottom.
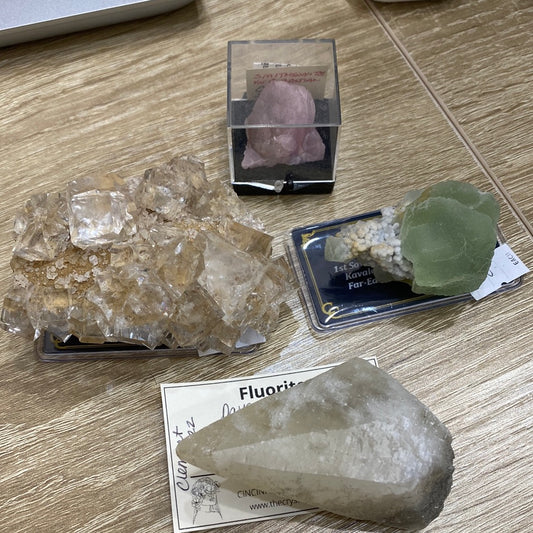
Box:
287, 213, 524, 332
161, 359, 377, 532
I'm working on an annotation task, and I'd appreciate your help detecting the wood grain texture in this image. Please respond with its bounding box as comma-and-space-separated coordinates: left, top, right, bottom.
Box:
0, 1, 531, 532
369, 0, 533, 232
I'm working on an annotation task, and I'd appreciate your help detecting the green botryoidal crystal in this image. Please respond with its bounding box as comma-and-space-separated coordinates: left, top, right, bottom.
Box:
400, 181, 499, 296
324, 180, 500, 296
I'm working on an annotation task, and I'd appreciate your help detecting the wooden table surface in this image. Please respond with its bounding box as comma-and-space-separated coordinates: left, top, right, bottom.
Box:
0, 1, 531, 532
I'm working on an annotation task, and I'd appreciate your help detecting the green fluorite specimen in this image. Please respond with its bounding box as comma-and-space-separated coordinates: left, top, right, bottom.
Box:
400, 181, 500, 295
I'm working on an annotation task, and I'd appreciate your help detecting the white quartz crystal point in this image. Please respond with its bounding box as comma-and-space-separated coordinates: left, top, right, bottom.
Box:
177, 357, 454, 530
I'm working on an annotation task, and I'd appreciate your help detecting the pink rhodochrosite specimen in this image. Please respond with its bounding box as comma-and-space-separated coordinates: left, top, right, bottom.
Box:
242, 80, 325, 169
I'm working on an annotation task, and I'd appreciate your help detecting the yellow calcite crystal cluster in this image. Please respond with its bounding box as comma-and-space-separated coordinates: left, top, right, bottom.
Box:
1, 156, 293, 354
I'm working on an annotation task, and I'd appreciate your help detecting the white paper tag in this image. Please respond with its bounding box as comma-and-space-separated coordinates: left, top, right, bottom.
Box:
245, 65, 328, 99
161, 357, 378, 532
471, 244, 529, 300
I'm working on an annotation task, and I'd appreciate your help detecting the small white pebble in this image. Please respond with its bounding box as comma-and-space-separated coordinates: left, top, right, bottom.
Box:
46, 266, 58, 280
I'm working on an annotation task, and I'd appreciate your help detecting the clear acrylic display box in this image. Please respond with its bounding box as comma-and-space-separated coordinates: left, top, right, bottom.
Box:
227, 39, 341, 194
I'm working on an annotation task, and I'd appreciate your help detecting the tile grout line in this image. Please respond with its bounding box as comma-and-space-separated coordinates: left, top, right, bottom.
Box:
364, 0, 533, 238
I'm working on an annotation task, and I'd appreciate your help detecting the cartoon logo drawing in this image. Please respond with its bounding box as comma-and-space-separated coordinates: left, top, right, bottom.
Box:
191, 476, 222, 524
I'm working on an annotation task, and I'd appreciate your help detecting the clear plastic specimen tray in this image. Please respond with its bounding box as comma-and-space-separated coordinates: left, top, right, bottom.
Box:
287, 212, 522, 333
35, 332, 260, 362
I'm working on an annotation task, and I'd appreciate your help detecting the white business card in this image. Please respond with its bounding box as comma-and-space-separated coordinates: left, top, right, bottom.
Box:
161, 357, 378, 532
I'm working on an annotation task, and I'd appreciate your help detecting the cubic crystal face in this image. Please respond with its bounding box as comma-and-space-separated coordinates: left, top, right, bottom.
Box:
177, 357, 454, 530
67, 174, 137, 249
12, 192, 70, 262
1, 156, 293, 353
325, 180, 500, 295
